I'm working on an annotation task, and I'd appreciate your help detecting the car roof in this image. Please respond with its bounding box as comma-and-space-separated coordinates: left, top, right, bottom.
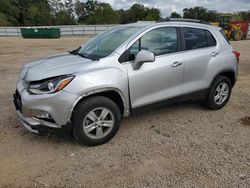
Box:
125, 20, 220, 31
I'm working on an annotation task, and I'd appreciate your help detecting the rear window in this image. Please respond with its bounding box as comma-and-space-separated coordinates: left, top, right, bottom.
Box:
220, 29, 230, 44
183, 27, 217, 50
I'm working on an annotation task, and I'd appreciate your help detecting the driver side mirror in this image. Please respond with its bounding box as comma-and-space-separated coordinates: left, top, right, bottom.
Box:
133, 50, 155, 70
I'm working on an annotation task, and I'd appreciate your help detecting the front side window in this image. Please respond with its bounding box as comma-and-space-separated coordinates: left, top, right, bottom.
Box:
129, 27, 178, 60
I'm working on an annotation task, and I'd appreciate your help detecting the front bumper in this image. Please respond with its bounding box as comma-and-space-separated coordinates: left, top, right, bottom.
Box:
14, 80, 78, 132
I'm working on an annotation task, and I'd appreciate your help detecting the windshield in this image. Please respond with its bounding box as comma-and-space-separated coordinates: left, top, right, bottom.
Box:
78, 26, 142, 60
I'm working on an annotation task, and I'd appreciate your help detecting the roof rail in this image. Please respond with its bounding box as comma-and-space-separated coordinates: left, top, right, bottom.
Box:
156, 18, 210, 25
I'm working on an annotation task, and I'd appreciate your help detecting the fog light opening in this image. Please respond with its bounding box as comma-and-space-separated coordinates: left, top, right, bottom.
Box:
35, 113, 56, 123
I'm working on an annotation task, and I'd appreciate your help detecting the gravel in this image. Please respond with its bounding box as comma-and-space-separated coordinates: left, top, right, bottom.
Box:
0, 37, 249, 187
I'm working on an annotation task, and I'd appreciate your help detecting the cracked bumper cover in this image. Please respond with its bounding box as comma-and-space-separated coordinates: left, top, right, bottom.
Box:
14, 80, 78, 132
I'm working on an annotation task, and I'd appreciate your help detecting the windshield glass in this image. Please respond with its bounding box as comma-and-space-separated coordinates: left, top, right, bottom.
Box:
78, 26, 141, 60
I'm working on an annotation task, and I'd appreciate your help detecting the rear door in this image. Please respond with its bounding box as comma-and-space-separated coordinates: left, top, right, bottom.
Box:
181, 27, 219, 94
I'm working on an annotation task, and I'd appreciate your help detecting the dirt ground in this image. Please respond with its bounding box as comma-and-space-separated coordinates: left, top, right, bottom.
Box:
0, 37, 249, 188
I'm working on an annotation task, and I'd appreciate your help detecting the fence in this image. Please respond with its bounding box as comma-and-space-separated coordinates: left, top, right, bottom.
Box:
0, 25, 118, 37
0, 24, 250, 38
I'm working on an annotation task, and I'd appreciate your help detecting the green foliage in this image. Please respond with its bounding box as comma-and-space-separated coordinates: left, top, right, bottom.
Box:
239, 11, 250, 20
0, 1, 246, 26
50, 0, 76, 25
89, 3, 119, 24
75, 1, 119, 24
170, 12, 182, 18
75, 0, 99, 23
145, 7, 161, 21
119, 4, 160, 23
183, 7, 218, 21
26, 3, 54, 26
54, 11, 75, 25
0, 0, 19, 25
0, 13, 11, 26
76, 1, 160, 24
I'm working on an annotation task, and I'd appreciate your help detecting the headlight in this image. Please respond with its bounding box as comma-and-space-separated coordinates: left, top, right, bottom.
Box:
28, 75, 74, 94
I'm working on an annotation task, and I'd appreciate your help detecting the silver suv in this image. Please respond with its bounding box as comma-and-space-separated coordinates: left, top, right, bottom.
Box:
14, 19, 240, 145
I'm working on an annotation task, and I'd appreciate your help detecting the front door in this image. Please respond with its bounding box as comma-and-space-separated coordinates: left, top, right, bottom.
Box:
126, 27, 184, 109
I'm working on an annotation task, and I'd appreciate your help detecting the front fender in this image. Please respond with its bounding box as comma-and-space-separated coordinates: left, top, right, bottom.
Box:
63, 66, 130, 121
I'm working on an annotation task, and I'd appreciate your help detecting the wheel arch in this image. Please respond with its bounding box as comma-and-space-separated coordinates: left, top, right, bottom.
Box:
211, 69, 236, 88
68, 88, 129, 123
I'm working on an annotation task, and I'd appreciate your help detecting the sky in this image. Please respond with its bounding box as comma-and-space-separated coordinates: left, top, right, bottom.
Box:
96, 0, 250, 17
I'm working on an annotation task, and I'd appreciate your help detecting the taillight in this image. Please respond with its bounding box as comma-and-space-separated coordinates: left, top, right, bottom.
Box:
233, 51, 240, 63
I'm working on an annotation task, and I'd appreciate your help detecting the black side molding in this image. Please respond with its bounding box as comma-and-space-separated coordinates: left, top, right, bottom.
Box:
132, 89, 208, 115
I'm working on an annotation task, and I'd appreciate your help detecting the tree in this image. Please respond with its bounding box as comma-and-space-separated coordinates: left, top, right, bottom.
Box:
129, 4, 147, 21
183, 7, 218, 21
26, 1, 54, 25
89, 3, 119, 24
118, 9, 130, 24
75, 0, 99, 23
0, 0, 19, 25
119, 4, 160, 23
145, 7, 161, 21
0, 13, 11, 26
170, 12, 182, 18
54, 11, 75, 25
239, 11, 250, 20
50, 0, 75, 25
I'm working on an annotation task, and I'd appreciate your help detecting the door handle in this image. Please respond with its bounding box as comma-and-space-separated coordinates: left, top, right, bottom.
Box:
171, 61, 182, 67
211, 51, 219, 56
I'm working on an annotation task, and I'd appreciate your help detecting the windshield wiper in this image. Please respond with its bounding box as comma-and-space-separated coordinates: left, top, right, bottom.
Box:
76, 52, 94, 60
68, 48, 92, 60
68, 47, 81, 55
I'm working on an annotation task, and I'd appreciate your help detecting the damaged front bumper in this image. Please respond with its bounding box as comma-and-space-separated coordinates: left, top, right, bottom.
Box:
13, 80, 78, 133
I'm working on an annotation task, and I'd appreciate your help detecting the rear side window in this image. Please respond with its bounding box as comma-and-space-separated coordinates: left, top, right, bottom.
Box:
183, 28, 207, 50
183, 27, 217, 50
205, 30, 216, 47
220, 29, 230, 44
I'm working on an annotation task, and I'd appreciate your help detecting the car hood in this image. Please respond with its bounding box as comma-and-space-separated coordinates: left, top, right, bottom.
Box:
22, 53, 94, 81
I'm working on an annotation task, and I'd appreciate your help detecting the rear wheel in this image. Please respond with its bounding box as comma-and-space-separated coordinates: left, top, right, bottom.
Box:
205, 76, 232, 110
72, 96, 121, 146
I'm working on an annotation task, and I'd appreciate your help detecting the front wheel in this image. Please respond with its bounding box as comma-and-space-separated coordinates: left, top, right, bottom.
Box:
72, 96, 121, 146
205, 76, 232, 110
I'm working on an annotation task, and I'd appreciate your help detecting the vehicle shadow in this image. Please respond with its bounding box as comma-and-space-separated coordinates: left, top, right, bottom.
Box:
30, 100, 207, 145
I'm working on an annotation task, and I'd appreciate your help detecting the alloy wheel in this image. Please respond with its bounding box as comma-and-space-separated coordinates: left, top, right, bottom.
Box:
83, 107, 114, 139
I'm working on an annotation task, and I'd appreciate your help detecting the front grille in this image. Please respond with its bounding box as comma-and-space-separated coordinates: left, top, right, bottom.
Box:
13, 90, 22, 112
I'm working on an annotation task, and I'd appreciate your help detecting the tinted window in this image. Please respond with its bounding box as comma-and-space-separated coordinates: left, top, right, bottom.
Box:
220, 29, 230, 44
183, 28, 207, 50
205, 30, 216, 47
129, 27, 178, 60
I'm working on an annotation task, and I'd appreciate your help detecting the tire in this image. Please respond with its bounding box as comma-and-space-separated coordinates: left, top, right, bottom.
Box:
205, 75, 232, 110
72, 96, 121, 146
233, 30, 243, 41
